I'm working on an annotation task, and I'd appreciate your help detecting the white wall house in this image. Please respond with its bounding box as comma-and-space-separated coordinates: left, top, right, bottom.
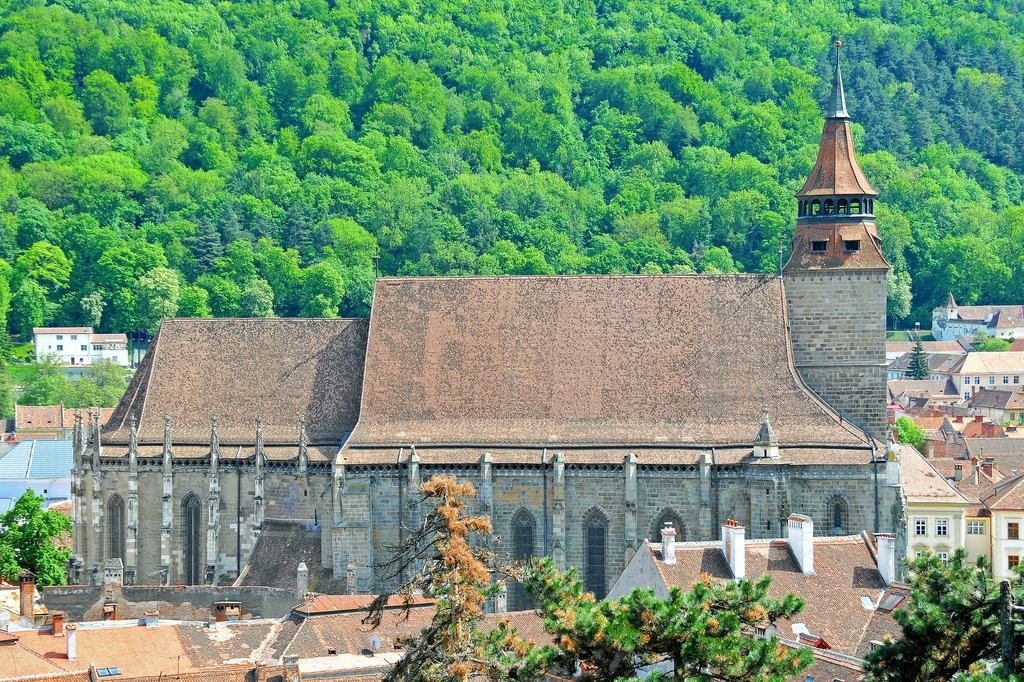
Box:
932, 294, 1024, 341
952, 352, 1024, 402
899, 445, 970, 565
33, 327, 130, 367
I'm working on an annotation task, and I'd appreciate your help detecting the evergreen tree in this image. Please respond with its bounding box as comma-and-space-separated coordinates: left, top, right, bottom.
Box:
865, 550, 1024, 681
908, 339, 929, 380
283, 203, 314, 264
217, 202, 245, 246
188, 218, 225, 272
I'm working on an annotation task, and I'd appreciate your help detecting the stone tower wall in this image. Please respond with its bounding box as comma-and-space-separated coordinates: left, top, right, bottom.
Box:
785, 269, 888, 442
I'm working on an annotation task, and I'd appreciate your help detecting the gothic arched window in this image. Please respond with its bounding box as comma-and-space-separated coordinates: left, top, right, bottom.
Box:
107, 495, 125, 562
509, 509, 536, 611
850, 198, 861, 214
838, 198, 848, 214
583, 508, 609, 599
811, 200, 821, 215
829, 495, 849, 535
824, 199, 834, 214
182, 493, 202, 585
649, 508, 685, 542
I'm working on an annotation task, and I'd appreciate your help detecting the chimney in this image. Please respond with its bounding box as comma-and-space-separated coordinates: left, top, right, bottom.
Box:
102, 603, 117, 621
493, 581, 507, 613
284, 654, 300, 682
787, 514, 815, 576
19, 570, 35, 620
975, 415, 983, 423
51, 611, 65, 637
970, 457, 980, 485
346, 563, 356, 594
66, 624, 77, 660
954, 464, 963, 482
721, 519, 745, 580
876, 533, 897, 586
983, 457, 995, 478
661, 523, 677, 565
955, 415, 963, 423
143, 610, 159, 627
213, 601, 241, 622
296, 562, 309, 596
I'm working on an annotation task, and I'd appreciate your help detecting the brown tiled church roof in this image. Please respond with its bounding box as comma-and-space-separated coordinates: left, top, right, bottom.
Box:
348, 275, 869, 449
104, 318, 368, 445
797, 119, 877, 198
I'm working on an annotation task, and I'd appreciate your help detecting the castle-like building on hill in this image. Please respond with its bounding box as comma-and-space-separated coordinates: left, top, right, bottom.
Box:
70, 44, 902, 606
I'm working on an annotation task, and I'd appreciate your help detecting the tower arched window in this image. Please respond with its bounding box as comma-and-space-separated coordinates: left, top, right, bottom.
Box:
182, 493, 202, 585
649, 508, 685, 542
509, 508, 536, 611
837, 198, 848, 214
583, 508, 609, 599
107, 494, 125, 562
829, 495, 849, 535
849, 198, 861, 214
824, 199, 834, 214
811, 200, 821, 215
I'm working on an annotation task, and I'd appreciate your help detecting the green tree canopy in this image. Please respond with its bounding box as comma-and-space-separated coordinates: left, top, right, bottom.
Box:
0, 489, 72, 586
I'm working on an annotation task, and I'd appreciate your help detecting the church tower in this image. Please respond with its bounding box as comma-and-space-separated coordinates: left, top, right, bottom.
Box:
784, 40, 890, 442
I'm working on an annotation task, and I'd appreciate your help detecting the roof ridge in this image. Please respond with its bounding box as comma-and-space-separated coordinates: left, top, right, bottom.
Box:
376, 273, 775, 283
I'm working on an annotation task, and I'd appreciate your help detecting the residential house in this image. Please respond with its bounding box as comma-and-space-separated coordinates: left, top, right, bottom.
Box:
930, 456, 1004, 566
932, 293, 1024, 341
978, 475, 1024, 579
969, 388, 1024, 423
885, 340, 966, 362
14, 405, 114, 441
0, 440, 72, 512
887, 351, 962, 382
952, 352, 1024, 400
964, 437, 1024, 477
33, 327, 129, 367
887, 379, 961, 410
899, 444, 970, 564
608, 516, 903, 663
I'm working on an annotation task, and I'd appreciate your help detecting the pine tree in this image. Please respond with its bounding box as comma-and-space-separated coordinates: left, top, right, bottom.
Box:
909, 339, 929, 380
217, 202, 245, 246
188, 218, 225, 271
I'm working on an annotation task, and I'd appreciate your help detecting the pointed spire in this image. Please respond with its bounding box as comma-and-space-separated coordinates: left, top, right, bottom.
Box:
163, 414, 172, 454
946, 291, 958, 309
209, 415, 220, 471
129, 416, 138, 451
827, 39, 849, 119
297, 416, 308, 473
255, 417, 265, 470
756, 405, 777, 445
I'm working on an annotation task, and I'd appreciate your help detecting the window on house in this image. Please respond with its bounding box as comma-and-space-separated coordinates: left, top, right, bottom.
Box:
56, 335, 63, 340
936, 519, 948, 536
975, 377, 981, 384
56, 344, 63, 351
81, 345, 87, 351
1009, 522, 1020, 540
843, 239, 861, 252
1005, 376, 1010, 384
70, 335, 77, 340
968, 520, 986, 535
990, 377, 996, 385
1010, 555, 1020, 570
93, 344, 102, 350
96, 668, 121, 677
755, 626, 767, 638
915, 518, 927, 536
965, 393, 972, 401
811, 240, 828, 253
1015, 376, 1021, 384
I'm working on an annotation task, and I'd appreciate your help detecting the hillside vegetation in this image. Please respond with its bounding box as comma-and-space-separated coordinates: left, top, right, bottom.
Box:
1, 0, 1023, 335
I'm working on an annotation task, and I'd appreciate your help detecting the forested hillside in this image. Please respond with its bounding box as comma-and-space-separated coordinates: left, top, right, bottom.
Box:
1, 0, 1023, 335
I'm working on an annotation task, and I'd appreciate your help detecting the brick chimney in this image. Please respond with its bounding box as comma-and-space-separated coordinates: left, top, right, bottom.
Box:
213, 601, 241, 622
876, 533, 897, 586
66, 624, 77, 660
19, 570, 35, 620
284, 654, 300, 682
51, 611, 65, 637
721, 519, 745, 580
954, 464, 963, 482
983, 457, 995, 478
661, 523, 677, 565
493, 581, 507, 613
787, 514, 815, 576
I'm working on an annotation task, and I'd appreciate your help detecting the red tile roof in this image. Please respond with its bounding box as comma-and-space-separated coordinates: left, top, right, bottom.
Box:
293, 593, 432, 616
350, 275, 869, 450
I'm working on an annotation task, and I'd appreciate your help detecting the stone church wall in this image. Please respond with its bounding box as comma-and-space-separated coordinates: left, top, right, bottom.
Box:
785, 270, 888, 441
